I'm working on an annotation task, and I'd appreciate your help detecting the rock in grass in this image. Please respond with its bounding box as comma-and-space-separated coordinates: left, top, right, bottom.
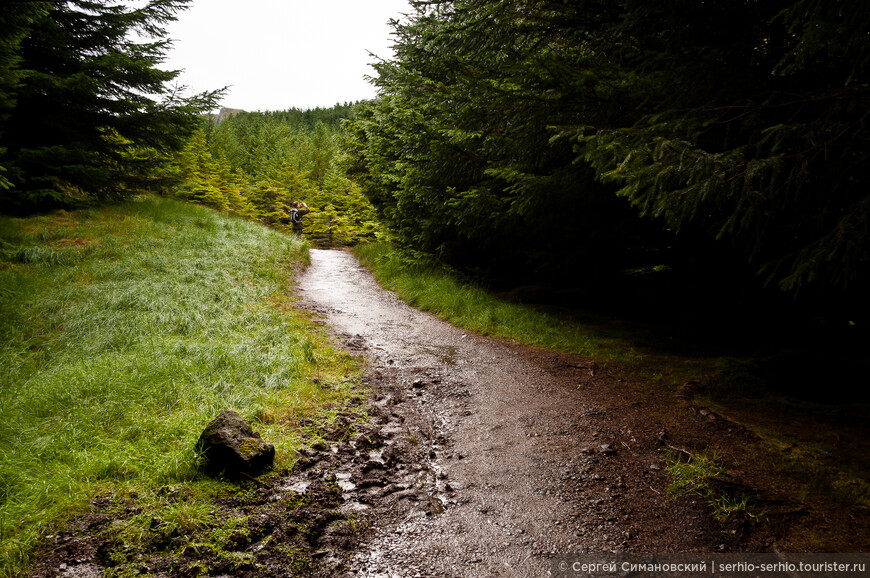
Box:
196, 411, 275, 478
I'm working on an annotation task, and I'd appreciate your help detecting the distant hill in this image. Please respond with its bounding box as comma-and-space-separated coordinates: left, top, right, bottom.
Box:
212, 107, 245, 124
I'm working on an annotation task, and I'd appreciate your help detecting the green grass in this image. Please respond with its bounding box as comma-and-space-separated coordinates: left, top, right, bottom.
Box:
661, 448, 766, 522
0, 197, 361, 576
353, 242, 641, 362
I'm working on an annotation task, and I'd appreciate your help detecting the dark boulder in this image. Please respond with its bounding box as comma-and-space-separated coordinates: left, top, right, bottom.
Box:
195, 410, 274, 478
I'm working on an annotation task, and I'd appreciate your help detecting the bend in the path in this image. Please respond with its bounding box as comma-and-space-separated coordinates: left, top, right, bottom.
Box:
297, 249, 724, 577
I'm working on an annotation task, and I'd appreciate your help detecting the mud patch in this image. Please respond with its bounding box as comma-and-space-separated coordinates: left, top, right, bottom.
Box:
27, 369, 450, 578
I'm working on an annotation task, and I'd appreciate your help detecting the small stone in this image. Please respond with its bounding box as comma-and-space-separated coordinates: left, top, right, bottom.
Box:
362, 459, 385, 472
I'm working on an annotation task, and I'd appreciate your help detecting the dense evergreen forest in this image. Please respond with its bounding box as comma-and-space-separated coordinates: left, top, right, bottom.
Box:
1, 2, 868, 569
0, 2, 378, 247
2, 0, 868, 333
344, 0, 870, 333
169, 107, 380, 246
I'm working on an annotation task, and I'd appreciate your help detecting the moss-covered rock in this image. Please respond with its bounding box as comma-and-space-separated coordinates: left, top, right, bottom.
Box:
195, 410, 274, 478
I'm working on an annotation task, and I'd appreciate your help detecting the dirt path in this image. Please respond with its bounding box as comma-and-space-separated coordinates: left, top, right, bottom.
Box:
296, 249, 760, 577
26, 248, 772, 578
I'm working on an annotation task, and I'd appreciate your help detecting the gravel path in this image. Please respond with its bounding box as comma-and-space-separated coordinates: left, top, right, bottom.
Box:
296, 249, 737, 578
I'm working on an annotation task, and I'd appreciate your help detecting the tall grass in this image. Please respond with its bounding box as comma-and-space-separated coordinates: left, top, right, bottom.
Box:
353, 242, 644, 363
0, 197, 358, 575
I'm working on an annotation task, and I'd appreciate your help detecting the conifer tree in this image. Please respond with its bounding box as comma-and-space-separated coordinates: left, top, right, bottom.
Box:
345, 1, 652, 285
345, 0, 870, 320
0, 0, 223, 212
249, 183, 295, 230
172, 128, 228, 211
189, 107, 379, 246
0, 3, 50, 191
213, 157, 256, 219
308, 121, 336, 185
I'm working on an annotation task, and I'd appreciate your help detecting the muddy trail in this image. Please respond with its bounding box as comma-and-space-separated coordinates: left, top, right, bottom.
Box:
28, 248, 775, 578
293, 249, 773, 576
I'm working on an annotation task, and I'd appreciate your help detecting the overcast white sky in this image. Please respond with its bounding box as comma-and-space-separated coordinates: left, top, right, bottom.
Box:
161, 0, 412, 112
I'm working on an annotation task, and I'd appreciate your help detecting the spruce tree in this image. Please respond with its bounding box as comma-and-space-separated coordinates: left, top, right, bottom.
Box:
0, 3, 50, 191
0, 0, 223, 212
345, 0, 870, 321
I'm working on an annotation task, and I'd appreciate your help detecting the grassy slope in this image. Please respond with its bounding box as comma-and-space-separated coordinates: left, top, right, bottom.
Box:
354, 242, 870, 552
0, 197, 360, 575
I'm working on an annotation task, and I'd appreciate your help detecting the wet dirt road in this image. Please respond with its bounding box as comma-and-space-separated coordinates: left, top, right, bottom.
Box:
296, 249, 732, 577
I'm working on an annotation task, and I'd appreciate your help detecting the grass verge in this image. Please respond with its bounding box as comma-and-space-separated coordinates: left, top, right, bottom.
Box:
354, 241, 870, 551
0, 197, 361, 576
352, 244, 642, 362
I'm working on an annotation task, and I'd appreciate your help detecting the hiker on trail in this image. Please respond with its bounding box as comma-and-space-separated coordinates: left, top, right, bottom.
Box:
288, 201, 310, 236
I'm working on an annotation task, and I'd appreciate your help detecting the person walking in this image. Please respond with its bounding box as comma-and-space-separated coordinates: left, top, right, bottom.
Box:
288, 201, 310, 236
